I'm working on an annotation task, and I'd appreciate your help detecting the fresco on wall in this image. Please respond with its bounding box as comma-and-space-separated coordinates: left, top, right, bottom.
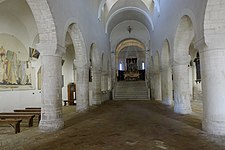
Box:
0, 46, 32, 89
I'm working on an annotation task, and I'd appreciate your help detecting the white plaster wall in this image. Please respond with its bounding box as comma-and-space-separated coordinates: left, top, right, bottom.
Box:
0, 0, 42, 112
0, 90, 41, 112
47, 0, 110, 61
0, 0, 38, 50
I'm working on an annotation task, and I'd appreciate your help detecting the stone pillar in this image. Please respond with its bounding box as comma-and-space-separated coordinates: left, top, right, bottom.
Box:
145, 50, 151, 99
101, 71, 108, 91
149, 61, 154, 100
201, 48, 225, 135
111, 52, 116, 99
39, 54, 64, 132
74, 61, 89, 112
173, 56, 192, 114
161, 66, 173, 105
91, 67, 102, 105
153, 71, 162, 101
101, 71, 108, 102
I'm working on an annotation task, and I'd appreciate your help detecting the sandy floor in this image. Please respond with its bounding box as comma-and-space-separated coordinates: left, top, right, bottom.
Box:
1, 100, 225, 150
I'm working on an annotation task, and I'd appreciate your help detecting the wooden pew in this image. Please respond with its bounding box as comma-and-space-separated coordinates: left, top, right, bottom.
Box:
14, 109, 41, 112
0, 115, 35, 127
25, 107, 41, 110
1, 112, 41, 122
0, 119, 22, 134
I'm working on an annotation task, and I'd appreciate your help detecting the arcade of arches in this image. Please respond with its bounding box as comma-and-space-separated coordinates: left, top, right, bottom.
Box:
1, 0, 225, 149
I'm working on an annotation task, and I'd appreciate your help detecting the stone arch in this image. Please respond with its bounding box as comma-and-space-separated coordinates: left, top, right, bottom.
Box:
98, 0, 107, 21
153, 50, 161, 101
67, 23, 87, 65
62, 27, 76, 102
90, 43, 101, 68
66, 23, 89, 112
89, 43, 102, 106
26, 0, 57, 53
160, 39, 173, 105
116, 38, 146, 76
174, 15, 194, 58
161, 40, 170, 69
173, 15, 194, 114
26, 0, 64, 132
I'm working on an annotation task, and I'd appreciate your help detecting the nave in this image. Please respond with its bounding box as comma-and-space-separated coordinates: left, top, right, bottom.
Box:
1, 100, 225, 150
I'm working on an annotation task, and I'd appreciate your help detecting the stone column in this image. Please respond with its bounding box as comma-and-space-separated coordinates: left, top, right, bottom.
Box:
39, 54, 64, 132
173, 56, 192, 114
74, 61, 89, 112
149, 61, 154, 100
101, 71, 108, 102
101, 71, 108, 91
91, 67, 102, 105
201, 48, 225, 135
145, 50, 151, 99
111, 52, 116, 99
153, 71, 162, 101
161, 66, 173, 105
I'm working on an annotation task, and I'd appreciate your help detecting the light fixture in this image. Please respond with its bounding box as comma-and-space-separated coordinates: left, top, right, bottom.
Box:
127, 26, 132, 34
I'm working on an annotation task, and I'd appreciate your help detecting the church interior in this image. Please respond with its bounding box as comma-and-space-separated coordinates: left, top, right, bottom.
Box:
1, 0, 225, 149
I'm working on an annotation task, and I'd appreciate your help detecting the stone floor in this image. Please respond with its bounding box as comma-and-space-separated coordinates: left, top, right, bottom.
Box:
1, 100, 225, 150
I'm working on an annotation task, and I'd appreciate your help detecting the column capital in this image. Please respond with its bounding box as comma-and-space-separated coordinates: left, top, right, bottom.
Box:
74, 59, 89, 70
173, 54, 191, 66
36, 43, 56, 56
160, 65, 171, 72
194, 37, 206, 52
55, 44, 66, 57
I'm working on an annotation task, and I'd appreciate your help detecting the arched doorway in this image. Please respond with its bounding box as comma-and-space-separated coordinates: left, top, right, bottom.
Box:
62, 28, 76, 105
116, 39, 146, 81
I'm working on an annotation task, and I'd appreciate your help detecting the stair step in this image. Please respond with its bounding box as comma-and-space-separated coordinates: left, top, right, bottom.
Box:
115, 81, 148, 101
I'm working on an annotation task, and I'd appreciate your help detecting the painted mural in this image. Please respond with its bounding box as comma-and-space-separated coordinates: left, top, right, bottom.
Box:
0, 46, 32, 88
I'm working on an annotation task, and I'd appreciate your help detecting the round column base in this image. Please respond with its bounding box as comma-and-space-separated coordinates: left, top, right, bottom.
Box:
174, 104, 192, 114
202, 119, 225, 135
39, 119, 64, 132
162, 99, 172, 106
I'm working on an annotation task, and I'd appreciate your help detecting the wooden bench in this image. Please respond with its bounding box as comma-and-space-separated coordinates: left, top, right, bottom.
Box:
25, 107, 41, 110
0, 112, 41, 123
0, 119, 22, 134
0, 115, 35, 127
14, 109, 41, 112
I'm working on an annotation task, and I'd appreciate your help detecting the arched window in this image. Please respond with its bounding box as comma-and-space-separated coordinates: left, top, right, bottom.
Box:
194, 52, 201, 83
142, 62, 145, 70
119, 63, 123, 71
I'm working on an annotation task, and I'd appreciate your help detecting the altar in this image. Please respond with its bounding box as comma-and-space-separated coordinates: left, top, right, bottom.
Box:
124, 58, 140, 81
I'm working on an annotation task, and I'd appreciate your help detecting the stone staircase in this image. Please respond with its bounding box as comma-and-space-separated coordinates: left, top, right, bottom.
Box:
114, 81, 149, 100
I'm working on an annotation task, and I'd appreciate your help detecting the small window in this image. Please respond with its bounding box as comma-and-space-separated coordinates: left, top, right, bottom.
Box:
119, 63, 123, 71
142, 62, 145, 70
